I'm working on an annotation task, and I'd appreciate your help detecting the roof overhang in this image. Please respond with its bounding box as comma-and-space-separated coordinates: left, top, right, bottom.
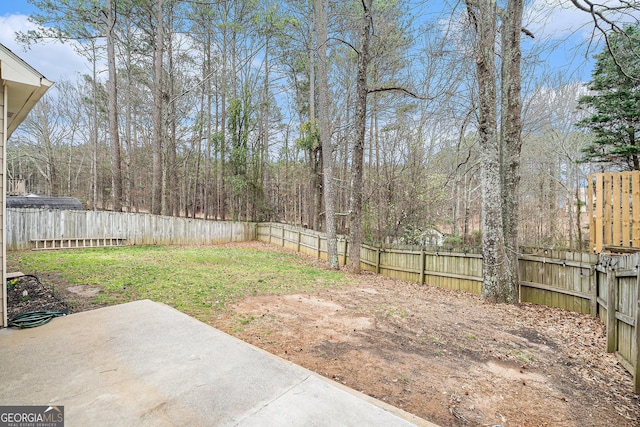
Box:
0, 44, 53, 139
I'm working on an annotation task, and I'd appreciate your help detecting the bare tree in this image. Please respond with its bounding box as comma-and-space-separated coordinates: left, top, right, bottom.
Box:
346, 0, 373, 274
466, 0, 526, 303
316, 0, 339, 269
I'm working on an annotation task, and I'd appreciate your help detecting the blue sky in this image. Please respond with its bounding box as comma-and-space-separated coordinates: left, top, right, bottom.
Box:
0, 0, 88, 82
0, 0, 624, 85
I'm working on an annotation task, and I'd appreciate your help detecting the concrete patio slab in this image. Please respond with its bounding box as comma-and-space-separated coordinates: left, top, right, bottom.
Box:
0, 300, 437, 426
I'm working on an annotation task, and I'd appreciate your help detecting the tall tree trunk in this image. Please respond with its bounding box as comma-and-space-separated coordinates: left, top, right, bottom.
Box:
348, 0, 373, 274
316, 0, 338, 269
261, 37, 270, 220
124, 20, 134, 213
219, 19, 228, 220
467, 0, 523, 303
467, 0, 510, 302
166, 9, 178, 216
203, 30, 212, 220
308, 1, 323, 231
90, 41, 99, 211
152, 0, 164, 215
106, 0, 122, 211
500, 0, 524, 303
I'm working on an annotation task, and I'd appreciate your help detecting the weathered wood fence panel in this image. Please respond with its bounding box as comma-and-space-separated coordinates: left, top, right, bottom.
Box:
519, 249, 597, 314
423, 252, 483, 294
6, 209, 256, 250
257, 224, 597, 312
589, 171, 640, 252
257, 224, 598, 309
596, 252, 640, 391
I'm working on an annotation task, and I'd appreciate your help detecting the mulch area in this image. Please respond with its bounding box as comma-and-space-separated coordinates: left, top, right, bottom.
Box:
6, 275, 68, 321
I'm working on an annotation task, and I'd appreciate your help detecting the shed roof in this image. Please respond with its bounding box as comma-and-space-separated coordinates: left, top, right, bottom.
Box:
7, 196, 84, 210
0, 43, 53, 139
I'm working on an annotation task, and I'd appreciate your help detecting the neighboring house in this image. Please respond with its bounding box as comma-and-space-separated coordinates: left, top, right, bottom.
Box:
0, 43, 52, 328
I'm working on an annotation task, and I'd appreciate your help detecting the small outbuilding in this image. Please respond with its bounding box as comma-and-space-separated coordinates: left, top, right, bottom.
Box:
7, 196, 84, 210
1, 43, 53, 327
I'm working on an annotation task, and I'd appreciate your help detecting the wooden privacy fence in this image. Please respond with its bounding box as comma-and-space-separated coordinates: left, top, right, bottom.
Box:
258, 223, 597, 313
519, 248, 597, 315
589, 171, 640, 253
258, 223, 640, 391
596, 252, 640, 392
6, 208, 256, 250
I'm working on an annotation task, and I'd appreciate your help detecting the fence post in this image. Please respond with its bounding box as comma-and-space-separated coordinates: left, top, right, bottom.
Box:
282, 226, 285, 247
590, 260, 598, 317
317, 235, 321, 260
344, 240, 348, 266
420, 250, 425, 285
607, 267, 618, 353
297, 230, 301, 253
634, 268, 640, 392
376, 248, 381, 274
269, 225, 272, 244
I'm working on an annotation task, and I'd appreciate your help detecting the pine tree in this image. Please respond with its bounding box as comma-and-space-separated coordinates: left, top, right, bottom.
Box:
577, 25, 640, 171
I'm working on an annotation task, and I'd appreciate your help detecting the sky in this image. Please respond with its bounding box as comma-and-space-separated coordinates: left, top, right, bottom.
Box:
0, 0, 88, 82
0, 0, 632, 86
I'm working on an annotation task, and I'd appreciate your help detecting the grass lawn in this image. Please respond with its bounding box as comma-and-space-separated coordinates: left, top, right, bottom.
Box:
7, 244, 349, 320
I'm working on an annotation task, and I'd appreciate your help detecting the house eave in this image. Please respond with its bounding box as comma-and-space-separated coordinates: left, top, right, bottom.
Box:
0, 43, 53, 139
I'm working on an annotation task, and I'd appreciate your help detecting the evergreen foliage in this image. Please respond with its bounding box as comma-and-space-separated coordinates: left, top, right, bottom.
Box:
577, 25, 640, 170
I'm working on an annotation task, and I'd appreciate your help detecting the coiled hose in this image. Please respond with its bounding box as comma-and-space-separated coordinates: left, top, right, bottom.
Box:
8, 310, 67, 328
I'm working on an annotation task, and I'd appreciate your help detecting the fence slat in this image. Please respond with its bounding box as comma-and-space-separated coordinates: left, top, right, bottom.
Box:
622, 173, 631, 246
607, 267, 619, 353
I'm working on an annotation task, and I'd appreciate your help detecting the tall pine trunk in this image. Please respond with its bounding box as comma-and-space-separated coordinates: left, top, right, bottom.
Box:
152, 0, 164, 215
347, 0, 373, 274
106, 0, 122, 211
316, 0, 338, 269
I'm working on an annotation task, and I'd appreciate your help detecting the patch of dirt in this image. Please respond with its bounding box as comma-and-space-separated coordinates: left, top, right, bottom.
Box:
6, 275, 68, 319
6, 271, 106, 319
6, 243, 640, 426
209, 245, 640, 427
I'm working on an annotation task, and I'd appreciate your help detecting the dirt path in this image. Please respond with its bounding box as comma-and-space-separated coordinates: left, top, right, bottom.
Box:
210, 248, 640, 426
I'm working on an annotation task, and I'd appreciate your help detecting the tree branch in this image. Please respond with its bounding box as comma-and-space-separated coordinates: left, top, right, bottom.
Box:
326, 37, 359, 55
367, 86, 434, 100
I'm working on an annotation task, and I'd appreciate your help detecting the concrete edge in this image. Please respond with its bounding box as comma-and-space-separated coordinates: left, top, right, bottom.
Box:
151, 301, 438, 427
312, 372, 439, 427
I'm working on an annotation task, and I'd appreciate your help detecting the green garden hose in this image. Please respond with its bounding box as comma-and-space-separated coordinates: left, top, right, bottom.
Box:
8, 310, 67, 329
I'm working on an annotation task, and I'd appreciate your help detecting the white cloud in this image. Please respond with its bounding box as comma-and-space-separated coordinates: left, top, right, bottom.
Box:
0, 13, 89, 82
524, 1, 590, 41
524, 0, 640, 42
